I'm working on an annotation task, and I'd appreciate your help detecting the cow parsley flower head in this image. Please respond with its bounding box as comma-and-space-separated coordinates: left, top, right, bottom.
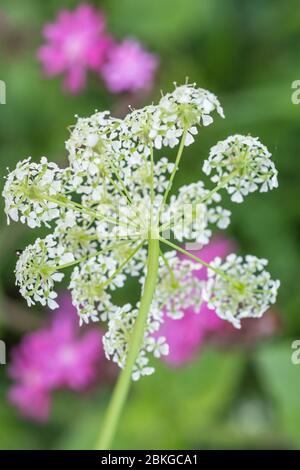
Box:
157, 237, 233, 367
15, 235, 74, 309
103, 305, 148, 381
203, 254, 280, 328
3, 157, 64, 228
162, 181, 231, 244
3, 82, 280, 385
69, 257, 116, 325
103, 253, 204, 378
125, 83, 224, 150
203, 134, 278, 202
153, 252, 203, 319
53, 209, 99, 259
65, 110, 123, 173
103, 303, 168, 380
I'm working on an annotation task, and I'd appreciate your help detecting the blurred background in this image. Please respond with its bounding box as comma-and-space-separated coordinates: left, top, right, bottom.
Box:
0, 0, 300, 450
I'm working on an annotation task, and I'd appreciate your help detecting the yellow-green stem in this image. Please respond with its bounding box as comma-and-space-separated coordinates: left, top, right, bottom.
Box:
96, 237, 160, 450
159, 168, 240, 233
161, 128, 188, 210
159, 236, 236, 285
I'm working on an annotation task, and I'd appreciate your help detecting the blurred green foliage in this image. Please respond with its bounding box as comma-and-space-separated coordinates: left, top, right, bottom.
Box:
0, 0, 300, 450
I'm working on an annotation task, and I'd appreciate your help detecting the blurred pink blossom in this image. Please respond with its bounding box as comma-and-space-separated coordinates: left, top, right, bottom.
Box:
9, 386, 51, 422
37, 5, 158, 95
8, 294, 103, 421
101, 39, 158, 93
159, 237, 235, 367
37, 4, 112, 93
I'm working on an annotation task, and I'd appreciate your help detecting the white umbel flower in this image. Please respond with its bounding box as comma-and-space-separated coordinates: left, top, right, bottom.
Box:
125, 83, 224, 151
162, 181, 231, 245
15, 235, 74, 309
3, 82, 280, 380
103, 302, 168, 379
53, 208, 100, 259
66, 111, 123, 172
153, 251, 204, 319
203, 254, 280, 328
203, 135, 278, 203
3, 157, 64, 228
69, 254, 123, 325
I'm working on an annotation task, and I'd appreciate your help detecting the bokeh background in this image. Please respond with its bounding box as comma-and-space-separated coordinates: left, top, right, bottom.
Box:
0, 0, 300, 450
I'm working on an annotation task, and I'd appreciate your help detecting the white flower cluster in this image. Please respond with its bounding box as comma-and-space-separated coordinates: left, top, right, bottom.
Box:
153, 251, 203, 319
103, 303, 169, 381
53, 209, 99, 259
104, 253, 204, 379
3, 157, 64, 228
126, 157, 175, 195
66, 111, 124, 173
15, 235, 74, 309
3, 82, 280, 380
203, 135, 278, 203
69, 241, 145, 326
125, 83, 224, 150
162, 181, 231, 245
69, 256, 119, 325
203, 254, 280, 328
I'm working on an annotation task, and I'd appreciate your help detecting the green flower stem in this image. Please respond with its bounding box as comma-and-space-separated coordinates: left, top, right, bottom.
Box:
160, 249, 178, 288
159, 168, 240, 233
159, 236, 237, 285
95, 241, 144, 289
43, 193, 136, 229
96, 237, 160, 450
161, 128, 188, 210
55, 240, 138, 271
101, 169, 139, 228
197, 168, 240, 205
150, 144, 155, 208
107, 159, 133, 205
103, 167, 130, 203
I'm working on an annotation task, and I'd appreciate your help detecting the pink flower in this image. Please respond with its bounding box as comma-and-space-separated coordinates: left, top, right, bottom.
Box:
8, 294, 103, 421
8, 386, 51, 423
101, 39, 158, 93
159, 237, 235, 367
37, 4, 112, 93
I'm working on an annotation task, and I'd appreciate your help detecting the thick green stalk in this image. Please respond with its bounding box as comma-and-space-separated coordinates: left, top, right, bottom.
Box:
96, 237, 160, 450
